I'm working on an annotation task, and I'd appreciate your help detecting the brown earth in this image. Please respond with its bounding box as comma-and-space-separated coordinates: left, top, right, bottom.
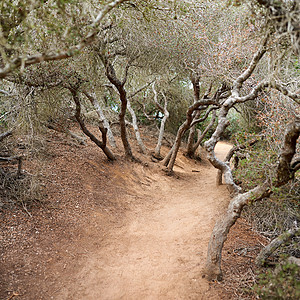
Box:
0, 129, 265, 299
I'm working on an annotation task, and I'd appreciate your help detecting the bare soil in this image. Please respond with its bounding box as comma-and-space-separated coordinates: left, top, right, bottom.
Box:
1, 130, 265, 299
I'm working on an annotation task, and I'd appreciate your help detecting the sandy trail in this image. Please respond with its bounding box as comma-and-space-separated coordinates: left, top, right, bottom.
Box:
56, 142, 232, 299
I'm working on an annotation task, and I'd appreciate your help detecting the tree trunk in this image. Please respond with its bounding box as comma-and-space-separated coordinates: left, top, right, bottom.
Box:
127, 99, 147, 154
154, 108, 169, 158
203, 117, 300, 281
186, 75, 200, 157
186, 117, 198, 157
153, 88, 169, 159
118, 88, 133, 158
216, 170, 223, 186
70, 88, 115, 161
162, 144, 175, 167
256, 227, 300, 266
186, 110, 216, 158
204, 182, 271, 281
163, 97, 218, 173
204, 102, 241, 196
100, 55, 134, 159
165, 122, 188, 174
81, 90, 117, 148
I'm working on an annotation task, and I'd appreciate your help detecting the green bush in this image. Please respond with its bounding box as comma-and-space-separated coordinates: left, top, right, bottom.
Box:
253, 260, 300, 299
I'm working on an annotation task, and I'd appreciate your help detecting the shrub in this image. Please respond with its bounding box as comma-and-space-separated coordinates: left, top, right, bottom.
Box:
253, 259, 300, 299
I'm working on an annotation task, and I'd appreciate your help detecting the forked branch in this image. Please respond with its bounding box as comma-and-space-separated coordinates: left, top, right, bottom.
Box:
70, 88, 115, 161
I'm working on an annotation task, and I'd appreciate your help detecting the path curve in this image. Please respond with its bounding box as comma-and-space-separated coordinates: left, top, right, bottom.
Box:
56, 142, 232, 299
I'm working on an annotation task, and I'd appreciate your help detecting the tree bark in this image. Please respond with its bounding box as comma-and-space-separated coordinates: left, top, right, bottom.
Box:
127, 99, 147, 154
70, 88, 115, 161
162, 144, 175, 167
186, 122, 198, 157
152, 84, 169, 159
216, 144, 246, 185
186, 75, 201, 157
276, 116, 300, 186
165, 123, 188, 174
256, 227, 300, 266
204, 101, 242, 196
100, 56, 133, 159
186, 110, 216, 158
204, 182, 271, 281
81, 90, 117, 148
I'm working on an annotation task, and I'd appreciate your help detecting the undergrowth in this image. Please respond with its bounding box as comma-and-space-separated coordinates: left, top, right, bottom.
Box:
0, 169, 42, 211
230, 133, 300, 298
253, 258, 300, 299
0, 135, 45, 212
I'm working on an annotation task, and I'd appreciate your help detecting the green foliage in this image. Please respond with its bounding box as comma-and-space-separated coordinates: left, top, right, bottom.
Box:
164, 82, 191, 135
253, 260, 300, 299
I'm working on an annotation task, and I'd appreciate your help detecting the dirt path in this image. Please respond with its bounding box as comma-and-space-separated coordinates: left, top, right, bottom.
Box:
55, 142, 232, 299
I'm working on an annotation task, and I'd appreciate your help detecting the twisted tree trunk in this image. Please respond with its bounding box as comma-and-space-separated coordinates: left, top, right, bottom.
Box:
186, 110, 216, 158
100, 56, 133, 159
81, 90, 117, 148
202, 37, 300, 281
162, 97, 218, 174
186, 75, 201, 157
203, 116, 300, 281
70, 88, 115, 161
